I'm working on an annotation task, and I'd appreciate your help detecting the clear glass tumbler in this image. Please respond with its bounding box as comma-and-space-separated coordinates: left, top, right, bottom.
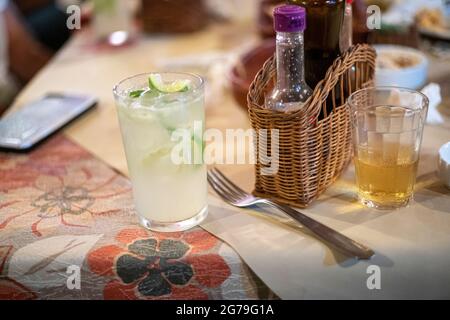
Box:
93, 0, 132, 46
348, 87, 429, 209
113, 73, 207, 231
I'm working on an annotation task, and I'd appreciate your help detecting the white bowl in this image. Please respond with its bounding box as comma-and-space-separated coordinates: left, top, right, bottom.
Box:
374, 45, 429, 90
438, 142, 450, 189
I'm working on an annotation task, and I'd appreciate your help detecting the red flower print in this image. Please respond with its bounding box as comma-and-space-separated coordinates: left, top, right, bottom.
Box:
87, 228, 231, 300
0, 150, 131, 237
26, 135, 91, 177
0, 136, 90, 193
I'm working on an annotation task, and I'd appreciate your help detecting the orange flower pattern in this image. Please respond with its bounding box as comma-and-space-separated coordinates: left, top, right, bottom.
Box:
0, 135, 273, 299
88, 228, 233, 299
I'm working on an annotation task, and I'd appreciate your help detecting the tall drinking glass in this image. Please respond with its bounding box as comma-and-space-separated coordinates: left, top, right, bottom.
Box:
93, 0, 132, 46
113, 73, 207, 231
349, 87, 428, 209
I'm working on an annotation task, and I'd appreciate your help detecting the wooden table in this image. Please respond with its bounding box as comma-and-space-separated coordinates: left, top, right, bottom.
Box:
11, 23, 257, 179
10, 22, 450, 186
4, 20, 450, 299
0, 22, 278, 300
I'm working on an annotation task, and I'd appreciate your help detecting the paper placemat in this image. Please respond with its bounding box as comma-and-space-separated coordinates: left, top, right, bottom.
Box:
202, 157, 450, 299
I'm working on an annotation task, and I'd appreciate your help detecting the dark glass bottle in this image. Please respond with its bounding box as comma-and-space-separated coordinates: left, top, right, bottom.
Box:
288, 0, 345, 89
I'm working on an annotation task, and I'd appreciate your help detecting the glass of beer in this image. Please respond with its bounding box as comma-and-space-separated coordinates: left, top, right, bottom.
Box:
349, 87, 428, 209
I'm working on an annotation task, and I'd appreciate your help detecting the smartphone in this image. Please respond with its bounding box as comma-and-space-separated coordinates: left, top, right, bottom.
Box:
0, 93, 97, 150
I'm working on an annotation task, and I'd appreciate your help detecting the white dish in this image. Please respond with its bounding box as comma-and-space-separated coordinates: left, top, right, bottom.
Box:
374, 45, 429, 90
438, 142, 450, 189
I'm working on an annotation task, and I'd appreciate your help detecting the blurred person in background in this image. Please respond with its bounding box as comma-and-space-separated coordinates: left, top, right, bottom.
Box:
13, 0, 72, 51
0, 0, 73, 114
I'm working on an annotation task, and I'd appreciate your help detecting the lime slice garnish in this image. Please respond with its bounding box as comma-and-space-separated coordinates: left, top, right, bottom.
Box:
149, 74, 191, 93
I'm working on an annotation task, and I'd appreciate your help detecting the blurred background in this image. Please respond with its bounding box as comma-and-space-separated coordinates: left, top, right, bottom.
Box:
0, 0, 449, 115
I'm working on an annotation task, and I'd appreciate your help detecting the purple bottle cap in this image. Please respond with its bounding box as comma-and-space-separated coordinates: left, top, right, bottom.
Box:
273, 5, 306, 33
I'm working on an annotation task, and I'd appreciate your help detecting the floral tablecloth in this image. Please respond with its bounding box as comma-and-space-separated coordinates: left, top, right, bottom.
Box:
0, 135, 274, 300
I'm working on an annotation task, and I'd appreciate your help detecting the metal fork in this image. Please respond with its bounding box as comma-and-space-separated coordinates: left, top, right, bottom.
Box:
207, 168, 374, 260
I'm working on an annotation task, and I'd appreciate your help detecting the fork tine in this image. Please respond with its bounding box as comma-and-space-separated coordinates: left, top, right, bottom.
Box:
207, 173, 228, 200
207, 172, 239, 203
208, 173, 240, 203
209, 169, 242, 199
211, 168, 247, 197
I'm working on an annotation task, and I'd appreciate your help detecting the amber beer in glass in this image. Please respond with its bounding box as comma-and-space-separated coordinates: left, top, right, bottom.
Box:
349, 87, 428, 209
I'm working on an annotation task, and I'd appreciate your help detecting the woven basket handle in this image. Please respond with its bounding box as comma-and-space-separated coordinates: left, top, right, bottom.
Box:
247, 44, 376, 126
305, 44, 377, 119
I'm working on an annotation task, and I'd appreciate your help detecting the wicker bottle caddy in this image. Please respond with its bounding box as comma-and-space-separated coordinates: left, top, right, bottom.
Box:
247, 44, 376, 208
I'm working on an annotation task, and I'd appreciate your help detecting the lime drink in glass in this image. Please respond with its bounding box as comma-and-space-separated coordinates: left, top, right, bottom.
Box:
113, 72, 207, 231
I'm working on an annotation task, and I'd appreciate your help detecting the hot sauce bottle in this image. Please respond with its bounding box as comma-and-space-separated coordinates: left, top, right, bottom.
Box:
265, 5, 313, 112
